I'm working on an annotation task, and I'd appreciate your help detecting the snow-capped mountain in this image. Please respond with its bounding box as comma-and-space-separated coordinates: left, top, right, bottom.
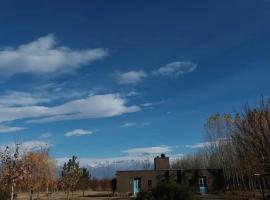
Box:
56, 156, 154, 178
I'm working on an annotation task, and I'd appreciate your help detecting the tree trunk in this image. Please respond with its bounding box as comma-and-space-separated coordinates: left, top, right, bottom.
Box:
30, 190, 33, 200
67, 191, 70, 200
10, 181, 14, 200
46, 182, 49, 197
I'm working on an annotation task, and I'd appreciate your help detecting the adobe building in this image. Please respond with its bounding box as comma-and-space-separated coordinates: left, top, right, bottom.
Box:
116, 154, 224, 196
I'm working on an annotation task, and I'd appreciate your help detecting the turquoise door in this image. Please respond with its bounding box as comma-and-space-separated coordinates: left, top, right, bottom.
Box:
199, 176, 207, 194
133, 178, 141, 196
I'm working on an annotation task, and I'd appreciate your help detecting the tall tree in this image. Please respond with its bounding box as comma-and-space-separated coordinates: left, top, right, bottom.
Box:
22, 149, 57, 200
60, 156, 82, 200
77, 168, 91, 196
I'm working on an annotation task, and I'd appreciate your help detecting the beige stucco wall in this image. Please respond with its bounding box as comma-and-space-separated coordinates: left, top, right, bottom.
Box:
116, 171, 159, 194
116, 170, 178, 194
116, 169, 224, 194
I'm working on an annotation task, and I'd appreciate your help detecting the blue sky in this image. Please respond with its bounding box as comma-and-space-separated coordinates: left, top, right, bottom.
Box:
0, 0, 270, 161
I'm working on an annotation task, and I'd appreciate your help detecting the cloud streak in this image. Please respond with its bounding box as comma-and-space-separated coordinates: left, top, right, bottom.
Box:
117, 70, 147, 85
0, 91, 50, 106
40, 132, 52, 138
0, 125, 26, 133
116, 61, 197, 84
122, 145, 173, 156
64, 129, 93, 137
121, 122, 136, 127
184, 139, 228, 149
0, 94, 140, 124
0, 34, 108, 76
152, 61, 197, 77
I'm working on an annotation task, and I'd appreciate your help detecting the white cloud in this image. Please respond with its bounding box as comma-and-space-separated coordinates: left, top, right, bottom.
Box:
40, 132, 51, 138
0, 93, 140, 124
29, 94, 140, 123
140, 101, 164, 107
0, 91, 50, 106
117, 70, 147, 85
34, 82, 89, 102
184, 139, 227, 149
64, 129, 93, 137
122, 146, 173, 157
152, 61, 197, 77
126, 91, 141, 97
0, 125, 26, 133
121, 122, 136, 127
116, 61, 196, 84
185, 142, 214, 149
0, 34, 108, 76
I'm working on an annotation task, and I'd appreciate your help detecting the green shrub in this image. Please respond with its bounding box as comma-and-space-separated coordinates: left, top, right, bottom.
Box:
136, 180, 195, 200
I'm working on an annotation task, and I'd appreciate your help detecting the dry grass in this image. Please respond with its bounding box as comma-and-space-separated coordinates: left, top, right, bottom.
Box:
17, 191, 266, 200
17, 191, 132, 200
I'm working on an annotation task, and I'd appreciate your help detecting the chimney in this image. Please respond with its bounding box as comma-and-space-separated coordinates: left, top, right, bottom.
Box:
154, 154, 170, 170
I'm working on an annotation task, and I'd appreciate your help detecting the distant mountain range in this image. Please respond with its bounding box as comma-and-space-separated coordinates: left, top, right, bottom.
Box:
56, 157, 154, 178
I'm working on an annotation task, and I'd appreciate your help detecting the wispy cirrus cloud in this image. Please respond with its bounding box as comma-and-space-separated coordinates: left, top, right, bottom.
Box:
140, 101, 164, 107
126, 91, 141, 97
121, 122, 136, 127
116, 61, 197, 85
0, 125, 26, 133
0, 34, 108, 77
122, 145, 173, 156
185, 142, 214, 149
117, 70, 147, 85
0, 93, 140, 124
64, 129, 93, 137
0, 91, 50, 106
185, 139, 227, 149
34, 82, 91, 102
152, 61, 197, 77
40, 132, 52, 138
121, 122, 151, 127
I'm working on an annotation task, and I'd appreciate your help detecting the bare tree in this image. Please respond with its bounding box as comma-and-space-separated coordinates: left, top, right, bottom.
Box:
0, 144, 27, 200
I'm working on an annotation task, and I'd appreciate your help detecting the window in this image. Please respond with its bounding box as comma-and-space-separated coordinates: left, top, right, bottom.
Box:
134, 178, 141, 189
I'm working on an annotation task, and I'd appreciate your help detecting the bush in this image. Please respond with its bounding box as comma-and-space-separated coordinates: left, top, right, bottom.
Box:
0, 188, 10, 200
136, 181, 195, 200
